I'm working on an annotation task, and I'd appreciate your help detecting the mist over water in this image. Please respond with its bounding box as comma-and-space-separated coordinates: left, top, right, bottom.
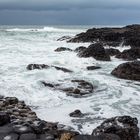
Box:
0, 26, 140, 134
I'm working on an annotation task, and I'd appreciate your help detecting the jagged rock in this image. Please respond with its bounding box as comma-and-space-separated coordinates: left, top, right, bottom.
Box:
53, 66, 73, 73
55, 47, 73, 52
27, 64, 73, 73
0, 112, 10, 126
116, 48, 140, 60
74, 46, 87, 53
42, 79, 94, 97
111, 61, 140, 81
57, 36, 72, 41
92, 116, 139, 140
27, 64, 49, 70
69, 110, 84, 118
87, 66, 101, 70
78, 43, 111, 61
68, 24, 140, 48
105, 48, 121, 56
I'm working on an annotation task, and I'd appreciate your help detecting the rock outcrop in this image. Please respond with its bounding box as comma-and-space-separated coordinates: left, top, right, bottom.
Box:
68, 24, 140, 48
116, 48, 140, 60
55, 47, 73, 52
111, 61, 140, 81
27, 64, 73, 73
92, 116, 139, 140
78, 43, 111, 61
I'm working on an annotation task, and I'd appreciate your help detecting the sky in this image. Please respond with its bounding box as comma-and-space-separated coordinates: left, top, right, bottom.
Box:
0, 0, 140, 25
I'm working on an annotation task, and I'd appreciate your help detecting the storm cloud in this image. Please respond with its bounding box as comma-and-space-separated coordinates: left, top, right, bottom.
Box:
0, 0, 140, 25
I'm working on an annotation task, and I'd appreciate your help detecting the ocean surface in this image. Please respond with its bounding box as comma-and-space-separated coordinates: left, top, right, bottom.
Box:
0, 25, 140, 134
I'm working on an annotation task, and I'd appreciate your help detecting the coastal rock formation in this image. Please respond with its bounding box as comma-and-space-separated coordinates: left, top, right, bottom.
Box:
69, 110, 84, 118
27, 64, 73, 73
57, 36, 72, 41
105, 48, 121, 56
92, 116, 139, 140
42, 79, 94, 97
86, 66, 101, 70
116, 48, 140, 60
78, 43, 111, 61
55, 47, 73, 52
111, 61, 140, 81
68, 24, 140, 48
74, 46, 87, 53
0, 96, 79, 140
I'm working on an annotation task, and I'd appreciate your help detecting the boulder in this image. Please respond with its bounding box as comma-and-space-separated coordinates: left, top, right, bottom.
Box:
111, 61, 140, 81
105, 48, 121, 56
55, 47, 73, 52
27, 64, 49, 70
78, 43, 111, 61
87, 66, 101, 70
92, 116, 139, 140
69, 110, 84, 118
116, 48, 140, 60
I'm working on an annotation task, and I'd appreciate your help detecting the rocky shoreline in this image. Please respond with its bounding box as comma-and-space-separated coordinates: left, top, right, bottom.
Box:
1, 24, 140, 140
0, 96, 139, 140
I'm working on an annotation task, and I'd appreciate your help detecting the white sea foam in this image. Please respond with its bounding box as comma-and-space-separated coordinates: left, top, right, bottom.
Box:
0, 26, 140, 134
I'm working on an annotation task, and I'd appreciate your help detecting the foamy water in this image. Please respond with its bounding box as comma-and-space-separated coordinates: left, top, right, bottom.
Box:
0, 26, 140, 134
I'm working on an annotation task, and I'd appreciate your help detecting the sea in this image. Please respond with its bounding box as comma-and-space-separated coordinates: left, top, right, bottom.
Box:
0, 25, 140, 134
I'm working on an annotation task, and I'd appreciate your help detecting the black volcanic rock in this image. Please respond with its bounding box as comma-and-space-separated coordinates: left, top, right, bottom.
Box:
105, 48, 121, 56
116, 48, 140, 60
0, 112, 10, 126
27, 64, 49, 70
87, 66, 101, 70
27, 64, 73, 73
74, 46, 87, 53
42, 79, 94, 97
57, 36, 72, 41
69, 110, 84, 118
55, 47, 72, 52
78, 43, 111, 61
68, 24, 140, 48
111, 61, 140, 81
92, 116, 139, 140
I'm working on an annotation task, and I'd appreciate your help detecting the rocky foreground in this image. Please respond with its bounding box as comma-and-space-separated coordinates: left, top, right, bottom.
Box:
0, 96, 139, 140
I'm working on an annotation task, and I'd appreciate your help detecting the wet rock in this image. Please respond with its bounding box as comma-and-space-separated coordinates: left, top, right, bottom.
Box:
57, 36, 72, 41
13, 125, 34, 134
42, 79, 94, 97
68, 24, 140, 48
0, 112, 10, 126
27, 64, 72, 73
55, 47, 73, 52
92, 116, 139, 140
87, 66, 101, 70
19, 133, 36, 140
74, 46, 87, 53
27, 64, 49, 70
78, 43, 111, 61
3, 133, 19, 140
105, 48, 121, 56
116, 48, 140, 60
111, 61, 140, 81
69, 110, 84, 118
5, 97, 18, 105
53, 66, 73, 73
72, 134, 120, 140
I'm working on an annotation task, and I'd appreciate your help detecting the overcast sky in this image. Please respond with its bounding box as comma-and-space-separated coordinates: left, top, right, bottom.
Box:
0, 0, 140, 25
